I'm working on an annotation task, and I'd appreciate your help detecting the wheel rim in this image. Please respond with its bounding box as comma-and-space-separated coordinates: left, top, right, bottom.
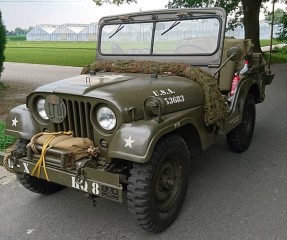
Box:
154, 155, 182, 212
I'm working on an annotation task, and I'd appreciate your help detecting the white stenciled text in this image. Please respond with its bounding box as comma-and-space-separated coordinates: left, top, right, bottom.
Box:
71, 176, 100, 195
152, 88, 175, 97
164, 95, 185, 105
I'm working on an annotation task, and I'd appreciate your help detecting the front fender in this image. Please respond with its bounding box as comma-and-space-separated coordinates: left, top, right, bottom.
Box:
5, 105, 39, 140
109, 106, 203, 163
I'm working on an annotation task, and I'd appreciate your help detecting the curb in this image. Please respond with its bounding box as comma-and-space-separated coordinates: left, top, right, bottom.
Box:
261, 43, 287, 52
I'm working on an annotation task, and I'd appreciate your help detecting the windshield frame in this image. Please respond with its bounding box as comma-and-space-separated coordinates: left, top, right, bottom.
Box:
97, 8, 227, 67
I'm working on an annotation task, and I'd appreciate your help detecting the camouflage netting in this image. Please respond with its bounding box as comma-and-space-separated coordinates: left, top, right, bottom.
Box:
82, 60, 227, 127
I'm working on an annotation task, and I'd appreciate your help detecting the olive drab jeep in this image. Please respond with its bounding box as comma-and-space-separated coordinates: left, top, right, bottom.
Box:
0, 8, 274, 233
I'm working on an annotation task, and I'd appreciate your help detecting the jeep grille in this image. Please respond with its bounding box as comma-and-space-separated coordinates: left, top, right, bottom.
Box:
54, 99, 94, 139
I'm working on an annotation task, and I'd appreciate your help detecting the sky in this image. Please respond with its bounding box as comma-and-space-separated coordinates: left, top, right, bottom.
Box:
0, 0, 168, 31
0, 0, 286, 31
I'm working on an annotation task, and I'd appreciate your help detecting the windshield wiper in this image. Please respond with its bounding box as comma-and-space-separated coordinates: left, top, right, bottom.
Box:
109, 23, 124, 39
161, 18, 181, 36
109, 16, 132, 39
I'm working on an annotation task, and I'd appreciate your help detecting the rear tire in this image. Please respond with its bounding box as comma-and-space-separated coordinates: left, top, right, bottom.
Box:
227, 94, 256, 152
127, 134, 190, 233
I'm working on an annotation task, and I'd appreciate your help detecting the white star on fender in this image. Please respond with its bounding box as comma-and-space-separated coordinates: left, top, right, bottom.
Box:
12, 117, 19, 127
124, 135, 135, 149
100, 74, 126, 80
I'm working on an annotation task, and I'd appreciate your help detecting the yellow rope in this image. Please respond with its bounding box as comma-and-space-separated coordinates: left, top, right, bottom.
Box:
42, 131, 73, 136
31, 135, 55, 181
30, 131, 74, 181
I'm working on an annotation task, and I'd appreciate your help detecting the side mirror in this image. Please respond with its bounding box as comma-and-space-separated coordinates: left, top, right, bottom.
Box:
213, 46, 243, 77
227, 46, 243, 61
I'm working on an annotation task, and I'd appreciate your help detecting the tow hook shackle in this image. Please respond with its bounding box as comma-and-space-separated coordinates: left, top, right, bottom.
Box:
75, 167, 86, 186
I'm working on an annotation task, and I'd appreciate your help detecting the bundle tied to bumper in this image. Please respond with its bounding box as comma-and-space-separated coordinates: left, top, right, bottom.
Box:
82, 60, 227, 127
27, 132, 100, 181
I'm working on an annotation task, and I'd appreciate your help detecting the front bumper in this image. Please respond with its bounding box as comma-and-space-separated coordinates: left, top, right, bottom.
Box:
4, 154, 123, 203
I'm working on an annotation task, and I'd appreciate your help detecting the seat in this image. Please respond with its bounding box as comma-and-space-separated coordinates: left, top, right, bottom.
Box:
219, 38, 253, 92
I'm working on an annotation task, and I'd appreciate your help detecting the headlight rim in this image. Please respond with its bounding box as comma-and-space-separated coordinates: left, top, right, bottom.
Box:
96, 105, 117, 132
36, 97, 49, 121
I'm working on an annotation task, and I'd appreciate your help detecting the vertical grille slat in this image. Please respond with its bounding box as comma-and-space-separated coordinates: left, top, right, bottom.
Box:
63, 99, 69, 131
72, 101, 80, 137
54, 98, 94, 140
54, 124, 60, 132
85, 103, 93, 139
67, 100, 74, 132
79, 102, 86, 137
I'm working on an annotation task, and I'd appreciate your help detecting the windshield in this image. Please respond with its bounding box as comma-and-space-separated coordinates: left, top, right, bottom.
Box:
100, 17, 220, 55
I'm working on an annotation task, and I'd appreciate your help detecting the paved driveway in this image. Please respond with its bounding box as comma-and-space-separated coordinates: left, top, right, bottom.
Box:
0, 62, 82, 120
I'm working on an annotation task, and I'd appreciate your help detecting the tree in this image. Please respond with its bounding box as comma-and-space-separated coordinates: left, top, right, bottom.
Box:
265, 8, 285, 24
241, 0, 262, 52
265, 8, 287, 42
92, 0, 136, 5
0, 10, 6, 79
167, 0, 282, 52
276, 11, 287, 42
15, 27, 26, 36
167, 0, 242, 31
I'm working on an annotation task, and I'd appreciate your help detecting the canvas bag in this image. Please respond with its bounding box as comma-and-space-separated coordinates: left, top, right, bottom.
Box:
27, 132, 98, 161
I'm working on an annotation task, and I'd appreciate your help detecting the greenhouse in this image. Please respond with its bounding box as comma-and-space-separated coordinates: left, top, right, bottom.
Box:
26, 21, 279, 42
26, 23, 98, 41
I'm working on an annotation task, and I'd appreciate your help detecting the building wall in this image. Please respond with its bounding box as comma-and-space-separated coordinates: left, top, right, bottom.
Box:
27, 23, 98, 41
26, 22, 279, 42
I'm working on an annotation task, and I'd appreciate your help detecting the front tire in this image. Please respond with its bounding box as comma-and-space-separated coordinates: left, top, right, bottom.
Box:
227, 94, 256, 152
8, 138, 64, 195
16, 173, 64, 195
127, 134, 190, 233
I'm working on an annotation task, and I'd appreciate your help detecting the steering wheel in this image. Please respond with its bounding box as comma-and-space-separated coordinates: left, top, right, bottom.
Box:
174, 44, 207, 54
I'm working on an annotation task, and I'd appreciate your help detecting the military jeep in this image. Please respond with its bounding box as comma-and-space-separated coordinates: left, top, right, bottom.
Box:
0, 8, 274, 233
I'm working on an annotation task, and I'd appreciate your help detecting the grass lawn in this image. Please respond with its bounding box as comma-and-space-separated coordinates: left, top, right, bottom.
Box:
260, 39, 280, 46
4, 39, 287, 67
5, 41, 96, 67
260, 39, 287, 64
265, 46, 287, 64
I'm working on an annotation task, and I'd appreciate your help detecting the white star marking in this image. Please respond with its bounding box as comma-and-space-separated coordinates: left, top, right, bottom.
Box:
100, 74, 126, 80
12, 117, 19, 127
124, 135, 135, 149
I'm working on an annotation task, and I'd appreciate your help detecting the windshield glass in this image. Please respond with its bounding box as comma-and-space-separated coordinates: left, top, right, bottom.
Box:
101, 22, 153, 55
100, 17, 220, 55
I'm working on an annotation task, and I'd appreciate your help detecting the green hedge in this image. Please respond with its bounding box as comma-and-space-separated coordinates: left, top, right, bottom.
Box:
6, 35, 26, 41
0, 121, 16, 150
0, 11, 6, 78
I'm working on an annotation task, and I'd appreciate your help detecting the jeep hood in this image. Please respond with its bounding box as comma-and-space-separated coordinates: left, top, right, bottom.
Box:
33, 72, 204, 121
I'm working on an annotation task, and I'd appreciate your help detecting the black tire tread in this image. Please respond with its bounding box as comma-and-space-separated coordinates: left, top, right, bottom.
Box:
17, 173, 63, 195
227, 94, 256, 153
127, 134, 190, 233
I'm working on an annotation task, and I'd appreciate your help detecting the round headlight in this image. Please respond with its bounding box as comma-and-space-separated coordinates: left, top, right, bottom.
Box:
97, 106, 116, 131
36, 98, 49, 120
